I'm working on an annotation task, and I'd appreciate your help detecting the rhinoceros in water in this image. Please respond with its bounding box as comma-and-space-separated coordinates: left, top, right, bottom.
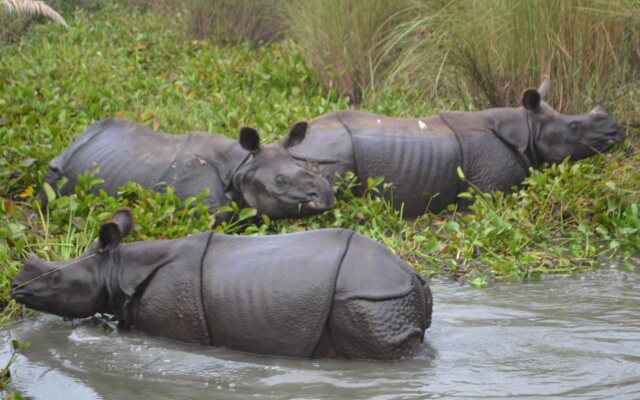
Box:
283, 77, 624, 217
42, 119, 335, 220
11, 209, 432, 360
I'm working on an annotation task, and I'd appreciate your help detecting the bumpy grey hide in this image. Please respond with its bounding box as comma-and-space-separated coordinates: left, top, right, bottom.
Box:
42, 118, 335, 220
285, 82, 623, 218
12, 216, 432, 360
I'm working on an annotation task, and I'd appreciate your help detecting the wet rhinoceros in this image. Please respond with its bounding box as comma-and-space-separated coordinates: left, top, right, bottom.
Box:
283, 78, 624, 217
42, 118, 335, 220
11, 209, 433, 360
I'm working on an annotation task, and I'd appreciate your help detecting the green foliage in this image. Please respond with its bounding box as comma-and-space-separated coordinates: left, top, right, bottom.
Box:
0, 339, 29, 396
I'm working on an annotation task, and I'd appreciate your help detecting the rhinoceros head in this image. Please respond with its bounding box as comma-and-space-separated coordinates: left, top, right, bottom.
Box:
235, 123, 336, 219
521, 77, 623, 164
11, 209, 133, 319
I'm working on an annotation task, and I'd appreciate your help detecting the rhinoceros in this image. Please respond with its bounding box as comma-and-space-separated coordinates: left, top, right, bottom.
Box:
283, 78, 624, 217
11, 209, 433, 360
41, 118, 335, 220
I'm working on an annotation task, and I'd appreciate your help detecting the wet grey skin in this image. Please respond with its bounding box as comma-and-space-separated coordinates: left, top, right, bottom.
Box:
41, 120, 336, 221
11, 208, 433, 361
283, 77, 624, 218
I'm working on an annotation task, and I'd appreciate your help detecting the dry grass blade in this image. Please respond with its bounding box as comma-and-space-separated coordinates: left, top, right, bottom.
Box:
2, 0, 67, 27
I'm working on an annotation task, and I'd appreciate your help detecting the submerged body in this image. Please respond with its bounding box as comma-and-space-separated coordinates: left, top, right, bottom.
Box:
12, 209, 432, 360
284, 78, 623, 217
43, 118, 335, 220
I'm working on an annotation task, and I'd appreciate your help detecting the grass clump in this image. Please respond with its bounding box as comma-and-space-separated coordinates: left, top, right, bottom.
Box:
382, 0, 640, 132
185, 0, 285, 44
285, 0, 415, 102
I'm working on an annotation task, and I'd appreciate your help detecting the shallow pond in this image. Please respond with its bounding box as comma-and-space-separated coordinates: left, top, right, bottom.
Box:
2, 270, 639, 399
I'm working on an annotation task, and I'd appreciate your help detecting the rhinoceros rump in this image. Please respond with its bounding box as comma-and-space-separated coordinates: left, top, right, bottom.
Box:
11, 209, 432, 360
42, 119, 335, 220
283, 77, 624, 217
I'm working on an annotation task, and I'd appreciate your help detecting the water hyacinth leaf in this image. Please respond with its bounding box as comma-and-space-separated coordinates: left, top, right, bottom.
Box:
425, 236, 439, 253
20, 158, 36, 168
470, 277, 488, 288
42, 182, 56, 204
443, 220, 460, 233
238, 207, 257, 222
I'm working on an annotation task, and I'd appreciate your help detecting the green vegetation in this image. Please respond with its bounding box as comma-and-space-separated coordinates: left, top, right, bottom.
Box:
285, 0, 415, 102
1, 0, 639, 330
0, 339, 29, 397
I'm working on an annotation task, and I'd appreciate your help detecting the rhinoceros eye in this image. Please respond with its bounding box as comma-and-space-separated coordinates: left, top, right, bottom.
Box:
275, 174, 289, 187
49, 270, 62, 289
569, 121, 581, 137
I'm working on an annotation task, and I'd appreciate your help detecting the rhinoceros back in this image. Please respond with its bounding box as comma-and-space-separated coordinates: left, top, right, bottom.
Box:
328, 233, 431, 359
201, 229, 353, 357
44, 118, 230, 210
49, 118, 183, 193
339, 111, 461, 216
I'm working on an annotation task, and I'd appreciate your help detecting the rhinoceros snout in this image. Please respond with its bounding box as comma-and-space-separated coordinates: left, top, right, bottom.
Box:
606, 129, 624, 142
307, 198, 335, 212
309, 189, 337, 211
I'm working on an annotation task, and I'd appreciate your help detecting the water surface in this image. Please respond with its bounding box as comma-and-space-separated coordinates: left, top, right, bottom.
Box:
2, 270, 639, 399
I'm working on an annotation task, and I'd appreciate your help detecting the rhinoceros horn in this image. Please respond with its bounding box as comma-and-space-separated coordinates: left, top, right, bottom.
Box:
589, 99, 608, 115
537, 75, 551, 99
98, 208, 133, 252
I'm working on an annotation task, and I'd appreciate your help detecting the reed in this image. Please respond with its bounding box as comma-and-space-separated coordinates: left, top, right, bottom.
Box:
184, 0, 285, 44
285, 0, 414, 102
383, 0, 640, 122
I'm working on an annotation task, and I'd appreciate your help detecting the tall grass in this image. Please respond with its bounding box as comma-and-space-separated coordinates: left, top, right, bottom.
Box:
384, 0, 640, 119
285, 0, 414, 102
185, 0, 284, 44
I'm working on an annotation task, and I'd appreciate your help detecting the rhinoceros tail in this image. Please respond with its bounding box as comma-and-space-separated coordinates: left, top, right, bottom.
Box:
37, 119, 114, 209
420, 276, 433, 330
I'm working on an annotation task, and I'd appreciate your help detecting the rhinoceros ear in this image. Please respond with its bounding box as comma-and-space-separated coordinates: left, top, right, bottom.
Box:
521, 89, 541, 112
239, 127, 260, 154
283, 121, 308, 148
98, 208, 134, 252
99, 223, 122, 252
111, 208, 133, 238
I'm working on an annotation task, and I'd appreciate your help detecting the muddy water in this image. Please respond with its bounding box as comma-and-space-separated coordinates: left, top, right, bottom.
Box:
2, 270, 639, 399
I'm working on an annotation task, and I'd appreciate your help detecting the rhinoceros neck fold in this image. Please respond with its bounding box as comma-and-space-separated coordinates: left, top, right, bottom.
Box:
525, 111, 541, 167
106, 233, 214, 331
439, 109, 534, 194
225, 151, 252, 207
